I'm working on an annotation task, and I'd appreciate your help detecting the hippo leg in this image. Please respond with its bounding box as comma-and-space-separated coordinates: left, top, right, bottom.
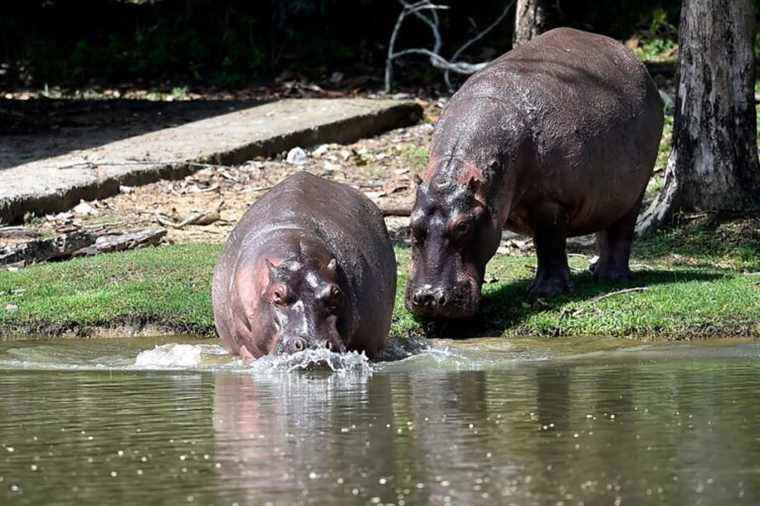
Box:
528, 207, 574, 298
590, 193, 643, 282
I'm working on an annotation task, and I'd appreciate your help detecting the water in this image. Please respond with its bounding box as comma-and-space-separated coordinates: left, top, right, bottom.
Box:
1, 338, 760, 505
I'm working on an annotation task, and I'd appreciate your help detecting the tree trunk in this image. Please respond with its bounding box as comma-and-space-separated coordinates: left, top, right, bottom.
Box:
637, 0, 760, 234
513, 0, 548, 47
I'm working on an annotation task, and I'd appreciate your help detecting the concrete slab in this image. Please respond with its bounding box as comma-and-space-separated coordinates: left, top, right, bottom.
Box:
0, 98, 421, 224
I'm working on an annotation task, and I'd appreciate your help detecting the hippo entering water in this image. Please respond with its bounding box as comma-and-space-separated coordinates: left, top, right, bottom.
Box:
406, 28, 664, 319
212, 172, 396, 359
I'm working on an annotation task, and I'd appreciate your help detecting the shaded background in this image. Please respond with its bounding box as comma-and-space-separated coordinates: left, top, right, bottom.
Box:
0, 0, 681, 89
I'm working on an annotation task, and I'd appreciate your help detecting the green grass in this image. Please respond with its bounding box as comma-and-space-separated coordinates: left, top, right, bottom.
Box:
401, 146, 429, 175
632, 36, 678, 62
0, 245, 219, 337
1, 218, 758, 340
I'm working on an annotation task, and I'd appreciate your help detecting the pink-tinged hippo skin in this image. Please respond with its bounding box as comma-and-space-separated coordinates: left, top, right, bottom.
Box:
406, 28, 664, 319
212, 172, 396, 359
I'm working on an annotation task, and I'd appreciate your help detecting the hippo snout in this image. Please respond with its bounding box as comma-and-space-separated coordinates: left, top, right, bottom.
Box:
406, 282, 480, 319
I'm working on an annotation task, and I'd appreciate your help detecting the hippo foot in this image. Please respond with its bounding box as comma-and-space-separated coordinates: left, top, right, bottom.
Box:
589, 262, 632, 282
528, 272, 575, 298
239, 345, 256, 364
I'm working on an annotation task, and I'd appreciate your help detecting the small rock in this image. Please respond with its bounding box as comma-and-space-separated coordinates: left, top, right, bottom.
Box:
50, 211, 74, 222
323, 160, 340, 174
120, 185, 135, 194
5, 304, 18, 313
73, 200, 97, 216
286, 147, 309, 165
313, 144, 330, 157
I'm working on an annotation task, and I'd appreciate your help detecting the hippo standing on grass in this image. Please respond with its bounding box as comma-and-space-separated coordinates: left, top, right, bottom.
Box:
212, 172, 396, 359
406, 28, 664, 319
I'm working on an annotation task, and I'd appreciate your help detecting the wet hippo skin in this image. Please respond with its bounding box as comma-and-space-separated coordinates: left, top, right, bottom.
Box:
406, 27, 664, 319
212, 172, 397, 358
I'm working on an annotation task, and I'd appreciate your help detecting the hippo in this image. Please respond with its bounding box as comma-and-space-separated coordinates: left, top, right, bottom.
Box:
212, 172, 397, 359
406, 27, 664, 319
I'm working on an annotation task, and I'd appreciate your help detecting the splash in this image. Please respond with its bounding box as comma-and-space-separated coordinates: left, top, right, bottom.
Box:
249, 348, 373, 376
133, 344, 228, 369
131, 343, 373, 376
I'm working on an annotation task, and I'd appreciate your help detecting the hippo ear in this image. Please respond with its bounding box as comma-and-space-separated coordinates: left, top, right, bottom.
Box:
327, 258, 337, 272
465, 175, 481, 192
265, 258, 278, 278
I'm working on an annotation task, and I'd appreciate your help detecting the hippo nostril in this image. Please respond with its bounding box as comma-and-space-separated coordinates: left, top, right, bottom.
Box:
413, 289, 435, 308
437, 293, 447, 306
293, 338, 306, 351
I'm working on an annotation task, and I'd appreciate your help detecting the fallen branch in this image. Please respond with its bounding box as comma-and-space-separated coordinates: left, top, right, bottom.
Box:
385, 0, 516, 92
0, 226, 43, 239
1, 227, 171, 266
153, 207, 222, 229
175, 211, 221, 229
381, 205, 412, 217
92, 228, 167, 254
0, 231, 94, 266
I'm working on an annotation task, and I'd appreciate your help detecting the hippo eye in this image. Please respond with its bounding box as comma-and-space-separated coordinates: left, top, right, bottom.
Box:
324, 285, 342, 311
410, 224, 426, 245
452, 220, 472, 238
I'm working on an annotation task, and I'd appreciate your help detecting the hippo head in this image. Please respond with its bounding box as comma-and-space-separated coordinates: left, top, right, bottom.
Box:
262, 256, 347, 354
406, 175, 501, 319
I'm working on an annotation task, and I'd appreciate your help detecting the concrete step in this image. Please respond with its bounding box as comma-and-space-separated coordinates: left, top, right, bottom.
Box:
0, 98, 422, 224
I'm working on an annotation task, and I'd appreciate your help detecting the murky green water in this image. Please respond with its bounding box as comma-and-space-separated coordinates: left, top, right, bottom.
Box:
1, 338, 760, 505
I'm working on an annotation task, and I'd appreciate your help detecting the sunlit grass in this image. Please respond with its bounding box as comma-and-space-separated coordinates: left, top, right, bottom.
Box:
1, 218, 758, 340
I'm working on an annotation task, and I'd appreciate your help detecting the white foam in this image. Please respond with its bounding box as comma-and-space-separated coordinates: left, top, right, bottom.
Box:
133, 344, 204, 368
250, 348, 373, 376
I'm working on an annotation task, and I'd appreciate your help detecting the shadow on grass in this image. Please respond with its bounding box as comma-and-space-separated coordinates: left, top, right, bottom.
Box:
416, 268, 726, 339
633, 215, 760, 271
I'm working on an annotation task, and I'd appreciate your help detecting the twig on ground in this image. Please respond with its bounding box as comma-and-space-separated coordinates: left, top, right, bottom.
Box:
249, 185, 274, 193
587, 286, 650, 304
57, 160, 227, 171
561, 287, 650, 319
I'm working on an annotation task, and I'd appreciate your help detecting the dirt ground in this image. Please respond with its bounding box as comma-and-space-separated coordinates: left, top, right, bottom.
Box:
19, 118, 439, 245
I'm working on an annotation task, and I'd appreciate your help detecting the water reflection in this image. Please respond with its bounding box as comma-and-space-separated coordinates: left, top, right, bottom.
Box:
1, 343, 760, 505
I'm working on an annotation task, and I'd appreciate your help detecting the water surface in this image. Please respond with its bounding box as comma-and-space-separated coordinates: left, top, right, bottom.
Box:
1, 338, 759, 505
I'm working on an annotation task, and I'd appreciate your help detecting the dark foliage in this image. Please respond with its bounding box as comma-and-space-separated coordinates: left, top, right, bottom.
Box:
0, 0, 680, 88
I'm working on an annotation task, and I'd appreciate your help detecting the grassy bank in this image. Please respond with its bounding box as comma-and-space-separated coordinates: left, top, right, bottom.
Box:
1, 217, 758, 340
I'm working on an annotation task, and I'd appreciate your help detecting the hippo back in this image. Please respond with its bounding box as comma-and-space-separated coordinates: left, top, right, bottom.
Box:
432, 27, 664, 236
